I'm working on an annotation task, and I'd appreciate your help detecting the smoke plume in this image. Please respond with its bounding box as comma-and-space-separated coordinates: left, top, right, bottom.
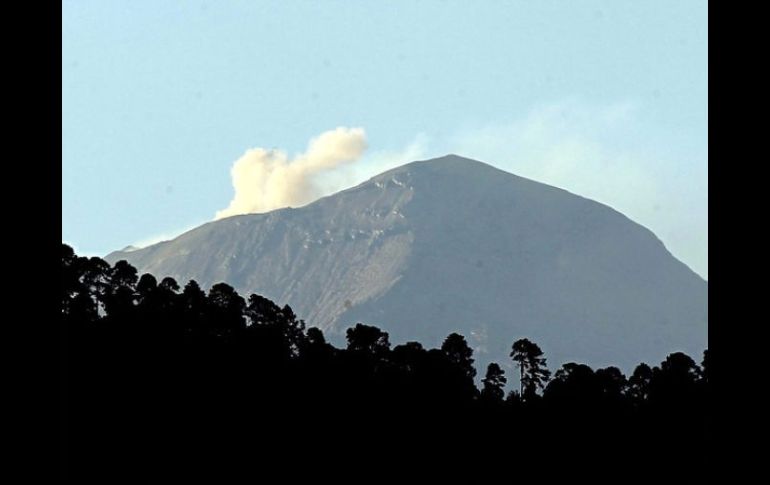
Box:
215, 127, 367, 219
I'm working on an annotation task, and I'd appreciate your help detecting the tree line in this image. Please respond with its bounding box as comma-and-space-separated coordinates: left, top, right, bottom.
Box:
60, 244, 709, 479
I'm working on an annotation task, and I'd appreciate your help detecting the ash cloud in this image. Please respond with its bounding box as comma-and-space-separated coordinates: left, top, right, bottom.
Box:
215, 127, 367, 219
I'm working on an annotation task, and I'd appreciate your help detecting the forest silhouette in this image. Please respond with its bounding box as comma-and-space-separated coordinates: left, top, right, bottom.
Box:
60, 244, 709, 479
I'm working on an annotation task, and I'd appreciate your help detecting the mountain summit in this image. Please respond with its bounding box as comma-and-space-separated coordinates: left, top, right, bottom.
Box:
106, 155, 707, 372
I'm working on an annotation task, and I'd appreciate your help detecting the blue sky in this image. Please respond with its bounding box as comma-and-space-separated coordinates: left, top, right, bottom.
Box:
62, 0, 707, 278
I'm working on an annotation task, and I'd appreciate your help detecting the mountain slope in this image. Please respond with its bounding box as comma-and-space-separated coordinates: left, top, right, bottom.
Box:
106, 155, 707, 373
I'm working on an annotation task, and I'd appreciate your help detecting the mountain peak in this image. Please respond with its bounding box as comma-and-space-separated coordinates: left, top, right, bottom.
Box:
415, 153, 482, 164
362, 154, 520, 193
384, 153, 503, 175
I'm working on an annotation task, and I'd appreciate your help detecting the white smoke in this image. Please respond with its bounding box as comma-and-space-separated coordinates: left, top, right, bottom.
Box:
215, 127, 367, 219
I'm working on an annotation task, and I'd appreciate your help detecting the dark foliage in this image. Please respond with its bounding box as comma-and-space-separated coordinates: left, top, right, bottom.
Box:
59, 244, 709, 479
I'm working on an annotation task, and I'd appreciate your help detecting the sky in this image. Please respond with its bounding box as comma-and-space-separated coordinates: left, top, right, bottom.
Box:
62, 0, 708, 278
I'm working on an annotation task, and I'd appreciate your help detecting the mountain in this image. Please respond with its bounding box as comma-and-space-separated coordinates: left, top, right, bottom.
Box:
106, 155, 707, 374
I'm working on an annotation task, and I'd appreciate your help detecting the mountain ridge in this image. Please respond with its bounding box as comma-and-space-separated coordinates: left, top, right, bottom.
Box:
106, 154, 707, 373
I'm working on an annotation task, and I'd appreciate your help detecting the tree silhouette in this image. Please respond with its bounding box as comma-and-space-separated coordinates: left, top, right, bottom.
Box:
544, 362, 596, 407
627, 363, 653, 406
595, 366, 627, 399
58, 243, 709, 480
111, 260, 138, 289
159, 276, 180, 293
391, 341, 425, 373
510, 338, 551, 399
207, 282, 246, 335
302, 327, 336, 362
661, 352, 701, 379
481, 363, 507, 402
180, 279, 207, 336
441, 332, 476, 380
650, 351, 701, 407
346, 323, 390, 356
103, 260, 137, 318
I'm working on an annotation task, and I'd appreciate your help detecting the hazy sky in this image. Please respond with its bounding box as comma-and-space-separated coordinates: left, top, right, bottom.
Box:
62, 0, 708, 278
